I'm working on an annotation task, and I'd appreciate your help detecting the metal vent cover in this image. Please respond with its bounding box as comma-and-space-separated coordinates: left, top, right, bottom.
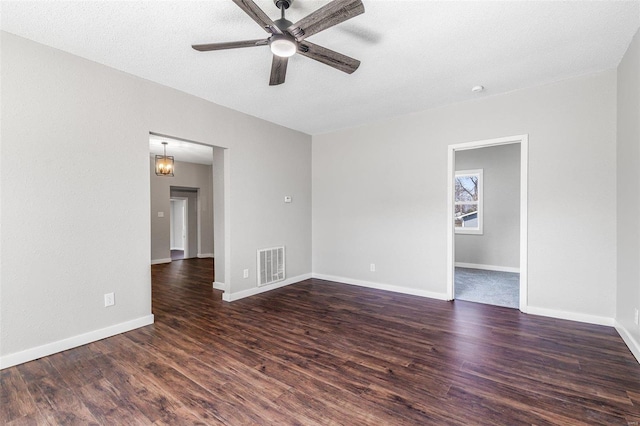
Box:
257, 246, 285, 286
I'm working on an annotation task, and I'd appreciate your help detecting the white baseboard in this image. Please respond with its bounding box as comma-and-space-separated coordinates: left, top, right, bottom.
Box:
455, 262, 520, 273
223, 273, 312, 302
312, 273, 448, 301
0, 314, 154, 370
151, 258, 171, 265
615, 321, 640, 364
526, 305, 613, 327
212, 281, 225, 291
198, 253, 214, 259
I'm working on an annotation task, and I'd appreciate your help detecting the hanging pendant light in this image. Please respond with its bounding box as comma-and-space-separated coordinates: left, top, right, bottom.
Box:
155, 142, 175, 176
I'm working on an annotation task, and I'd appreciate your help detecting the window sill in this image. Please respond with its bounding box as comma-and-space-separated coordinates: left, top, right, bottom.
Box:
455, 229, 483, 235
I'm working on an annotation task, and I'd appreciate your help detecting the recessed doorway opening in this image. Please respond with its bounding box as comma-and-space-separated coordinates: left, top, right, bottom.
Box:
447, 134, 528, 312
149, 132, 230, 294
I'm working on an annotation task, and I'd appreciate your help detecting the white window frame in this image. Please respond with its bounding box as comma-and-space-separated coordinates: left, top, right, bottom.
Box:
454, 169, 483, 235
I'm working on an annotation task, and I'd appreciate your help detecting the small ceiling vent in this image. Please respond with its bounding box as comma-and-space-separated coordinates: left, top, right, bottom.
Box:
257, 246, 285, 287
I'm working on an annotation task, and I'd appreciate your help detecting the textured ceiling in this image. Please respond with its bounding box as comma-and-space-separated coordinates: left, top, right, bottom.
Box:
2, 1, 639, 135
150, 135, 213, 165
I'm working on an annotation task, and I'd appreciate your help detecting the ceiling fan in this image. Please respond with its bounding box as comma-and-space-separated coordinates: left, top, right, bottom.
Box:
192, 0, 365, 86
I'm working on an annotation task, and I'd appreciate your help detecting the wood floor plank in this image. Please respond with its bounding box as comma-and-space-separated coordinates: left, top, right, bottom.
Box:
0, 368, 39, 424
26, 374, 100, 425
448, 370, 630, 424
75, 378, 151, 425
131, 361, 226, 424
458, 360, 640, 419
3, 258, 640, 424
5, 411, 52, 426
103, 358, 202, 425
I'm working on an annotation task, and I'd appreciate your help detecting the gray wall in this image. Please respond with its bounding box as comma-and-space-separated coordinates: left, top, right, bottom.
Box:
616, 28, 640, 350
455, 144, 520, 269
150, 156, 213, 262
213, 146, 227, 285
313, 69, 617, 321
0, 32, 312, 361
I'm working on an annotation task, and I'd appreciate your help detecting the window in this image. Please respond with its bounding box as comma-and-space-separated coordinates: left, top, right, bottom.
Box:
454, 169, 483, 234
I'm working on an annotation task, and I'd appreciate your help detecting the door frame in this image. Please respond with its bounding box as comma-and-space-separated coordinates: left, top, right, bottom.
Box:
446, 134, 529, 312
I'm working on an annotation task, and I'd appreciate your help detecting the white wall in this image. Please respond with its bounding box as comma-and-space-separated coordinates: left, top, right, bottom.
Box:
169, 199, 185, 251
213, 146, 227, 286
0, 32, 312, 367
313, 70, 617, 322
171, 189, 197, 257
150, 158, 213, 261
616, 28, 640, 360
455, 144, 520, 269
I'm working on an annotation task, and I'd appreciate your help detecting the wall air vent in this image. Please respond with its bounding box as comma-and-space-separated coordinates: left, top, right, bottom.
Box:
257, 246, 285, 287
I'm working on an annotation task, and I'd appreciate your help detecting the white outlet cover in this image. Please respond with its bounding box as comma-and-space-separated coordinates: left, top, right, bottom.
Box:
158, 211, 164, 217
104, 292, 115, 307
284, 196, 292, 203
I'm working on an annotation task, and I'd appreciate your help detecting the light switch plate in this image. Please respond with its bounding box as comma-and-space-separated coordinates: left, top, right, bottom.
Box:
284, 196, 292, 203
158, 212, 164, 217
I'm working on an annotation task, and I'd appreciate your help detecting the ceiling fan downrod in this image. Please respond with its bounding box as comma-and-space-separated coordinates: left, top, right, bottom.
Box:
274, 0, 292, 11
273, 0, 293, 31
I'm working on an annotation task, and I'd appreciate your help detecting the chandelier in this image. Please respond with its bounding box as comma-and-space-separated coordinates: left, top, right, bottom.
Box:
155, 142, 174, 177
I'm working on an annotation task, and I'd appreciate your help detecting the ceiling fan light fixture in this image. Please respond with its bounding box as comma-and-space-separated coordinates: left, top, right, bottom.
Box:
270, 35, 297, 57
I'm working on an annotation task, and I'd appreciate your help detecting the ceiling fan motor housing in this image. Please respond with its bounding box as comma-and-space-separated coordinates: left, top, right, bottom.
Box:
274, 18, 293, 32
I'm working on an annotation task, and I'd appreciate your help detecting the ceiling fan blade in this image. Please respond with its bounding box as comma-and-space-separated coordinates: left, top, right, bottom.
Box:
287, 0, 364, 41
298, 41, 360, 74
232, 0, 282, 34
192, 39, 269, 51
269, 55, 288, 86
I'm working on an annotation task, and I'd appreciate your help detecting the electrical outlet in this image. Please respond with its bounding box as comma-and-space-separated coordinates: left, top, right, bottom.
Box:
635, 308, 639, 325
370, 263, 376, 272
104, 292, 115, 307
243, 269, 249, 279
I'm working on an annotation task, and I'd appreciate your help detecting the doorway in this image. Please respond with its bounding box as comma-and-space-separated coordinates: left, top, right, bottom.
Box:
170, 198, 188, 260
447, 134, 528, 311
149, 132, 231, 293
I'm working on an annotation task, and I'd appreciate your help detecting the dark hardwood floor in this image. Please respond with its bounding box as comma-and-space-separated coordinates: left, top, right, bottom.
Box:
2, 258, 640, 424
